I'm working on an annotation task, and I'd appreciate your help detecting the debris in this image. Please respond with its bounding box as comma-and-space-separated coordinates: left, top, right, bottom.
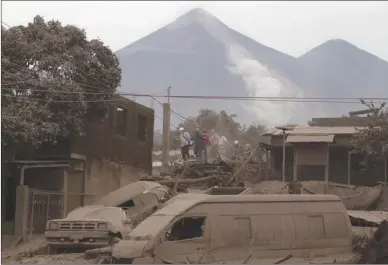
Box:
84, 246, 112, 259
274, 254, 293, 264
242, 253, 252, 264
161, 257, 178, 264
249, 180, 384, 210
227, 145, 259, 186
355, 220, 388, 264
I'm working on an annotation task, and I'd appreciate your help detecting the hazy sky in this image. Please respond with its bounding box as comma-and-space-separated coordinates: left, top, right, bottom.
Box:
2, 1, 388, 61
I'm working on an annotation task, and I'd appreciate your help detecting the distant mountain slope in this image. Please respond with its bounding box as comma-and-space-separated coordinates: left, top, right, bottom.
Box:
296, 39, 388, 117
116, 8, 388, 127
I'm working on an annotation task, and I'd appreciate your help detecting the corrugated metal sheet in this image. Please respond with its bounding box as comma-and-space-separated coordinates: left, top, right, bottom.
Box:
263, 126, 365, 136
347, 210, 388, 225
286, 134, 335, 143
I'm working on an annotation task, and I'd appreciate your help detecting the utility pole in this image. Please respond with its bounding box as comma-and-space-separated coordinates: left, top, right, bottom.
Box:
162, 87, 171, 167
383, 144, 388, 186
275, 126, 292, 183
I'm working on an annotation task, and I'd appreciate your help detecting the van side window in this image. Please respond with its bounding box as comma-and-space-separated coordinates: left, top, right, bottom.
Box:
164, 217, 206, 242
307, 215, 326, 238
214, 216, 252, 247
230, 217, 252, 244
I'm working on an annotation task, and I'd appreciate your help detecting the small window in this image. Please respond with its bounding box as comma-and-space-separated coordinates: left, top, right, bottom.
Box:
222, 217, 252, 245
116, 107, 127, 136
307, 215, 326, 238
164, 216, 206, 242
137, 114, 147, 142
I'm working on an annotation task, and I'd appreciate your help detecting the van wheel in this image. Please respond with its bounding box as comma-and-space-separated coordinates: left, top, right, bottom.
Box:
109, 236, 121, 246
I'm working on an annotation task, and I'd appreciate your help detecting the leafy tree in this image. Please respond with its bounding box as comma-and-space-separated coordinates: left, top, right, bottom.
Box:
1, 16, 121, 152
351, 100, 388, 167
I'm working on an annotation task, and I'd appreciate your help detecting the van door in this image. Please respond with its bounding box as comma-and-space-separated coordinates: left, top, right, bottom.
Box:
155, 215, 209, 263
208, 215, 253, 263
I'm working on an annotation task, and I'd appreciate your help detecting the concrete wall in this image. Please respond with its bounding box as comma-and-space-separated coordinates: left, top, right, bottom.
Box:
71, 96, 154, 175
82, 158, 144, 205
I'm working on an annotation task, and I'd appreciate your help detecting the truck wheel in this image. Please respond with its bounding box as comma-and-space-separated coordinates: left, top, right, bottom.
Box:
109, 236, 121, 246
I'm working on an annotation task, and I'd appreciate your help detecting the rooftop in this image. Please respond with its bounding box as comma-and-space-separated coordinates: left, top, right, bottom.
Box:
263, 126, 365, 136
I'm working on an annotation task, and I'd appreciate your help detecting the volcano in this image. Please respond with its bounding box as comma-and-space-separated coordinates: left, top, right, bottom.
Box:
116, 8, 388, 127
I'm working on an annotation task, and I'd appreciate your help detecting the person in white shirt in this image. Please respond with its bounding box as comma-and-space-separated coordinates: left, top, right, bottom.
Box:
179, 127, 192, 161
218, 135, 229, 157
210, 130, 221, 159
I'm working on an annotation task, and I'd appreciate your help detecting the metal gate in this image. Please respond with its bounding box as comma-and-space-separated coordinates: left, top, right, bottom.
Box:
27, 189, 64, 234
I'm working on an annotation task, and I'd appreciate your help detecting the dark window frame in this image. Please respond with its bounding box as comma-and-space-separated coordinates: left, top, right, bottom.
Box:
115, 106, 127, 136
137, 114, 148, 142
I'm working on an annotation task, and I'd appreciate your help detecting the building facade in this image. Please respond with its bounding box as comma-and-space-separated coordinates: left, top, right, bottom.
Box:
260, 117, 386, 187
2, 95, 154, 237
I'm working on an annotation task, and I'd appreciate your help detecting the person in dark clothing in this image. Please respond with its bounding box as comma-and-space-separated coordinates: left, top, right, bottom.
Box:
192, 128, 203, 159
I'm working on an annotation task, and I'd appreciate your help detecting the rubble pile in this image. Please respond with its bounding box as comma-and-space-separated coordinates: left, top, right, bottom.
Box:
355, 220, 388, 264
143, 150, 265, 194
249, 180, 384, 211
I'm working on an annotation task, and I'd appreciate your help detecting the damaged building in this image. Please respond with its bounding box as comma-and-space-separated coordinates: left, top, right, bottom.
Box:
261, 116, 386, 186
1, 95, 154, 238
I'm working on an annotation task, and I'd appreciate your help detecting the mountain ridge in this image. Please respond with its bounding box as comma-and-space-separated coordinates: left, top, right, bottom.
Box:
116, 8, 388, 127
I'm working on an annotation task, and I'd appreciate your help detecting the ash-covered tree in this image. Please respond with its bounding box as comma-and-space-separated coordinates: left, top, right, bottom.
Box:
351, 100, 388, 168
1, 16, 121, 153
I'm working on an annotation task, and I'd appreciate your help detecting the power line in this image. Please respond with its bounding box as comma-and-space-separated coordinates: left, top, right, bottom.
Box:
2, 22, 387, 104
3, 86, 385, 105
2, 22, 11, 28
154, 114, 179, 130
119, 93, 388, 102
149, 95, 187, 122
3, 55, 387, 104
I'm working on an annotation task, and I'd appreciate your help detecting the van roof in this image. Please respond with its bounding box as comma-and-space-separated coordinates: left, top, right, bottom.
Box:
156, 193, 342, 216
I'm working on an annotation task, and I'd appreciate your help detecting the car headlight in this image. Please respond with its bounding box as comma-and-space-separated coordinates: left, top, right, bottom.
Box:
49, 222, 59, 230
97, 223, 108, 230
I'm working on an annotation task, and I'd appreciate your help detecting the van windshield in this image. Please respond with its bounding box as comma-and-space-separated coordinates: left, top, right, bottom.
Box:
128, 215, 174, 240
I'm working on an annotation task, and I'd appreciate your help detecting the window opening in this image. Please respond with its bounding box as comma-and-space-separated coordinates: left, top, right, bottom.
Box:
116, 107, 127, 136
165, 216, 206, 242
137, 114, 147, 142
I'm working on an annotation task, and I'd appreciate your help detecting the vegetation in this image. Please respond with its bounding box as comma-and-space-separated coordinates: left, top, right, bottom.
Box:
1, 16, 121, 150
351, 100, 388, 168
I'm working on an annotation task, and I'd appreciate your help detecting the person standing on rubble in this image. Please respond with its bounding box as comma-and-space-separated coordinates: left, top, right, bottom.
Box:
232, 140, 244, 159
179, 127, 192, 161
192, 127, 203, 159
201, 130, 211, 163
210, 129, 220, 159
218, 135, 229, 157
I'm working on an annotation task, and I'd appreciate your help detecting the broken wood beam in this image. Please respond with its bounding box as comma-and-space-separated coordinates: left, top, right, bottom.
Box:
157, 175, 219, 185
274, 254, 293, 264
85, 246, 112, 259
227, 145, 259, 186
171, 163, 190, 196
